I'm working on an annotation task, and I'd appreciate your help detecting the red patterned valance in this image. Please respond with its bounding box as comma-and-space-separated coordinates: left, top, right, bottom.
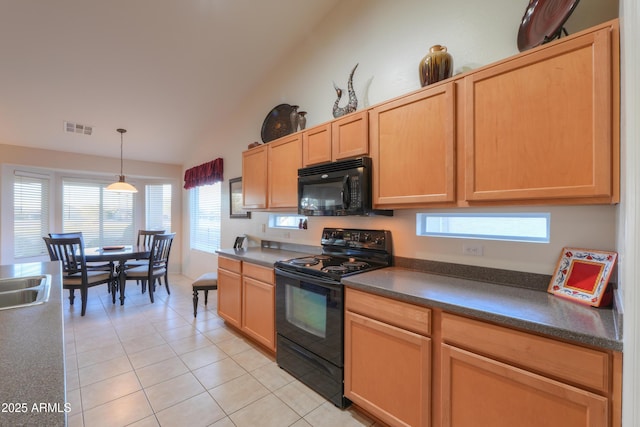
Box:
183, 158, 223, 189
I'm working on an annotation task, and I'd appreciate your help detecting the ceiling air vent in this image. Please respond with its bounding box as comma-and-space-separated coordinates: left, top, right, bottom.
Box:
64, 121, 93, 136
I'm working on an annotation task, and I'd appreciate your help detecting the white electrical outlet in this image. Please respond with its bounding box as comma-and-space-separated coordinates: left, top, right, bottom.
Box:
284, 231, 291, 239
463, 243, 483, 256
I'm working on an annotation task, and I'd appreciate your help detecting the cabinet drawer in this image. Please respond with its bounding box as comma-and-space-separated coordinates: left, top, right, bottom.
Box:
218, 256, 242, 274
441, 313, 610, 393
243, 262, 274, 284
346, 288, 431, 336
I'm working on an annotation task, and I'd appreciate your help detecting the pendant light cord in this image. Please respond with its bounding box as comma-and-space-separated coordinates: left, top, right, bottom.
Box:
117, 128, 127, 177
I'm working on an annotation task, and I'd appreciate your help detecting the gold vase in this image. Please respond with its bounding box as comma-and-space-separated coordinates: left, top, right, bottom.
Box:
419, 45, 453, 87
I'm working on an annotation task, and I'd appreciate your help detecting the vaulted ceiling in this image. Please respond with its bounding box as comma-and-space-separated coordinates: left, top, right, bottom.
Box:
0, 0, 341, 164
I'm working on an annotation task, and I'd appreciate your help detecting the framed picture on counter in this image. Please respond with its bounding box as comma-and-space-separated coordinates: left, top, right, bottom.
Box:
229, 177, 250, 219
547, 247, 617, 307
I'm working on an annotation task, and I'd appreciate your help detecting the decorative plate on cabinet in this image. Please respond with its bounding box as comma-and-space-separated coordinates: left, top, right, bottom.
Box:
261, 103, 294, 143
517, 0, 581, 52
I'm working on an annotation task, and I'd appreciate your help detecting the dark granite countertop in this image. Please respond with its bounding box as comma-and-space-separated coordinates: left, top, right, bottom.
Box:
343, 267, 622, 352
0, 261, 66, 427
216, 247, 317, 268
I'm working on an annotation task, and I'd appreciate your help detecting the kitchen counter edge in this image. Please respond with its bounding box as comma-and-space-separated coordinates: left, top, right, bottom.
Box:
216, 247, 317, 268
0, 261, 67, 426
343, 267, 622, 352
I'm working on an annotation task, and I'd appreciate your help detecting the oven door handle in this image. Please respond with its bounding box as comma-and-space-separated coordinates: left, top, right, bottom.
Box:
275, 267, 343, 288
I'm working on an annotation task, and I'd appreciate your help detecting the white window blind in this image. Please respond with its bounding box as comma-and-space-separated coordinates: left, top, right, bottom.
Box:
146, 184, 172, 231
62, 178, 135, 247
13, 172, 50, 258
190, 182, 221, 253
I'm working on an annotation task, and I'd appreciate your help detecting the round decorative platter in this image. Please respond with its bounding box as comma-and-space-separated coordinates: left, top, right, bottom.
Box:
517, 0, 581, 52
260, 103, 294, 143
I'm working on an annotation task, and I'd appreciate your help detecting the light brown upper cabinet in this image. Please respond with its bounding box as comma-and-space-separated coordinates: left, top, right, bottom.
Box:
332, 110, 369, 161
302, 123, 332, 166
242, 134, 302, 210
302, 111, 369, 167
463, 23, 619, 203
268, 134, 302, 208
242, 145, 268, 209
370, 82, 456, 208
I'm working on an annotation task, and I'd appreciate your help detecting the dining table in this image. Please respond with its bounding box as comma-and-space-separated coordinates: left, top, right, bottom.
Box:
85, 245, 150, 305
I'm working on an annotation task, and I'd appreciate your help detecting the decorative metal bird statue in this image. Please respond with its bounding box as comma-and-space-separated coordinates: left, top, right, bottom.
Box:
332, 63, 359, 118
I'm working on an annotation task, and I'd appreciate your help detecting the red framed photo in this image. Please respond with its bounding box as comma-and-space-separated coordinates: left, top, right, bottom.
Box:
548, 248, 617, 307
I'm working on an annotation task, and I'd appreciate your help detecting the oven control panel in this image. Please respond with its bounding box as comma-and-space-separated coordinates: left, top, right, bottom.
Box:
321, 228, 391, 251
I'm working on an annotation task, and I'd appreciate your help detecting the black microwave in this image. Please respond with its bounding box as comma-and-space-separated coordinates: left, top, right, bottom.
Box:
298, 157, 392, 216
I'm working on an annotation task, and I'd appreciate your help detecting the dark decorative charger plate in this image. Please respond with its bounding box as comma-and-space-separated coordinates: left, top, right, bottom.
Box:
261, 103, 294, 143
517, 0, 580, 52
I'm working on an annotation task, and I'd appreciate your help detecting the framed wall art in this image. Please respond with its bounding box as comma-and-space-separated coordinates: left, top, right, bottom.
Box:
229, 177, 250, 219
547, 247, 617, 307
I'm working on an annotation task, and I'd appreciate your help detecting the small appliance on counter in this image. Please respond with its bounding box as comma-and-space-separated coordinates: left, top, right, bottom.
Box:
274, 227, 393, 408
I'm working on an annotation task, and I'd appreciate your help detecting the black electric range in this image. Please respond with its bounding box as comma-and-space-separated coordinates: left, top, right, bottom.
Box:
274, 228, 392, 408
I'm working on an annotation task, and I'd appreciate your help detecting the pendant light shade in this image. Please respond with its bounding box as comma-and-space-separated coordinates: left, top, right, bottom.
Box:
106, 128, 138, 193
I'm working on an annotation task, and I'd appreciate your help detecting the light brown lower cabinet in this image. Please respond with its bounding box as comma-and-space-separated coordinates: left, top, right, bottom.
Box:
241, 262, 275, 352
216, 256, 242, 328
217, 257, 276, 352
345, 288, 622, 427
345, 288, 432, 427
441, 344, 608, 427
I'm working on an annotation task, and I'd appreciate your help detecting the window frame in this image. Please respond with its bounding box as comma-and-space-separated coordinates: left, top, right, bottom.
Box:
416, 212, 551, 243
189, 182, 222, 253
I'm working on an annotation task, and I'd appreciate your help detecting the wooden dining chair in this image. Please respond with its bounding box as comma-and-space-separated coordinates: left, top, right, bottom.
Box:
43, 235, 114, 316
49, 231, 116, 294
124, 233, 175, 303
125, 229, 166, 269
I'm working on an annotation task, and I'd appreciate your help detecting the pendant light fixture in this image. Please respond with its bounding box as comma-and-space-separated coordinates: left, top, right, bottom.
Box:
106, 128, 138, 193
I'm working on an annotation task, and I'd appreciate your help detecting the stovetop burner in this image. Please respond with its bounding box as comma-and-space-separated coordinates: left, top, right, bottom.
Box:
275, 228, 392, 281
321, 265, 349, 274
290, 257, 321, 266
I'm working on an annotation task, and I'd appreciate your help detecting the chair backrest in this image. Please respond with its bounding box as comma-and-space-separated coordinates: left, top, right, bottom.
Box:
137, 230, 166, 246
43, 236, 88, 279
149, 233, 175, 270
49, 232, 83, 239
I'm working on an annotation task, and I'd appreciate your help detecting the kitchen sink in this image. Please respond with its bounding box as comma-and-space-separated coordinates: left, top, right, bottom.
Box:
0, 275, 51, 310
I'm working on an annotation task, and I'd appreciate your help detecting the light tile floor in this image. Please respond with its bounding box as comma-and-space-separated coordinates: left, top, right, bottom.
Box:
64, 274, 382, 427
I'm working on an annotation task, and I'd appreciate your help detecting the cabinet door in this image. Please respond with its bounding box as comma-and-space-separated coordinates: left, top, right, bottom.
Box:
441, 344, 608, 427
464, 27, 613, 202
331, 111, 368, 161
242, 276, 275, 351
217, 268, 242, 328
242, 146, 268, 209
268, 135, 302, 208
345, 311, 431, 427
370, 83, 456, 207
303, 123, 332, 166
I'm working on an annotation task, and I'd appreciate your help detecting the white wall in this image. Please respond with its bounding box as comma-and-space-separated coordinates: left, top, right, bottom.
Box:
181, 0, 619, 278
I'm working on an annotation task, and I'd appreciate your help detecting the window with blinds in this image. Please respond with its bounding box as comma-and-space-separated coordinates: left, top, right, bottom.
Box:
189, 182, 221, 253
62, 178, 135, 247
13, 172, 50, 258
146, 184, 172, 231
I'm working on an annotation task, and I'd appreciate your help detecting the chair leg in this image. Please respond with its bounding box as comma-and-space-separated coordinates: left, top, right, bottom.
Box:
204, 290, 209, 305
111, 277, 118, 304
193, 289, 199, 318
164, 273, 171, 295
80, 288, 88, 316
68, 289, 75, 305
148, 280, 154, 303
